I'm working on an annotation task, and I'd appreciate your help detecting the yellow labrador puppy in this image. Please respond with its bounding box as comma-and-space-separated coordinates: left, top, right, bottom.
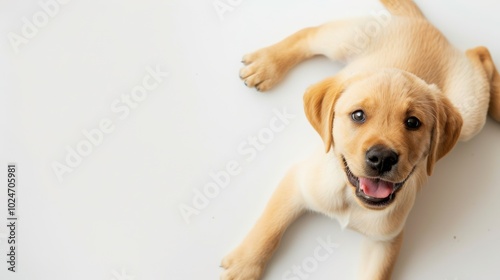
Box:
221, 0, 500, 279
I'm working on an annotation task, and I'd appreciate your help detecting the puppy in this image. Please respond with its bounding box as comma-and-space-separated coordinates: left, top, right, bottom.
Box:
221, 1, 500, 279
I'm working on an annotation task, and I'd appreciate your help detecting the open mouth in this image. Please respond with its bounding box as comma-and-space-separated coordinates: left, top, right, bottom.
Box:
342, 157, 413, 208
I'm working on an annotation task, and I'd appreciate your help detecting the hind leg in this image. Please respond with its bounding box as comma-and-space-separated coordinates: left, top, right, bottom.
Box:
468, 47, 500, 122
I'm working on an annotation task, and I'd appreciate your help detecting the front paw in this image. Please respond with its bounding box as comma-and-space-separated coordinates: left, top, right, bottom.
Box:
239, 47, 288, 92
220, 248, 266, 280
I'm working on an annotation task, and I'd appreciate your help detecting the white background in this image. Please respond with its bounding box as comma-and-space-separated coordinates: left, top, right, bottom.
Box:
1, 0, 500, 279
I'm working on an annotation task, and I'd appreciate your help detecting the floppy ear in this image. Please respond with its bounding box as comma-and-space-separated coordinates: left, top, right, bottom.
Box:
426, 95, 463, 175
303, 76, 345, 152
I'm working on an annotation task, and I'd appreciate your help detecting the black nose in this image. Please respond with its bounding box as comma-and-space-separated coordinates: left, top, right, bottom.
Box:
366, 145, 399, 174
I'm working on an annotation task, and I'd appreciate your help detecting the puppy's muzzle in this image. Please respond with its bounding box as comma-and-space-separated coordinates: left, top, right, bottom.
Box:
366, 145, 399, 175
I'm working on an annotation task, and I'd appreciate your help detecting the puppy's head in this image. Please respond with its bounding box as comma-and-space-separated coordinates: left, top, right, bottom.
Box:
304, 69, 462, 209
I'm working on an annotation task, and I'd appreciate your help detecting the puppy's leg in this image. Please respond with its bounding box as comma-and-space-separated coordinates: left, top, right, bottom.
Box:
358, 232, 404, 280
240, 18, 380, 91
466, 46, 500, 122
221, 168, 304, 280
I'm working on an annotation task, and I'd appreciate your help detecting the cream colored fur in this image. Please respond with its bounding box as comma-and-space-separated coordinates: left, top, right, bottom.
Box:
221, 1, 500, 279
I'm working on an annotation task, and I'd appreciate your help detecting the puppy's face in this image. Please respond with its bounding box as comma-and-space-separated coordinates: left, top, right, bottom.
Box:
304, 70, 462, 209
334, 72, 437, 209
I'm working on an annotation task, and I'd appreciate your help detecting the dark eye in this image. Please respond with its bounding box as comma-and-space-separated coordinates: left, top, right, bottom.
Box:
405, 116, 421, 130
351, 110, 366, 123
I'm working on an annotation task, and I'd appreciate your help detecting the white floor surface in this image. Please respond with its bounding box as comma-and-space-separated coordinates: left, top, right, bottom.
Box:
1, 0, 499, 279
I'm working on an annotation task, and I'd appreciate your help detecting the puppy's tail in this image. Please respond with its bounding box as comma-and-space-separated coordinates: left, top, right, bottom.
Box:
380, 0, 425, 18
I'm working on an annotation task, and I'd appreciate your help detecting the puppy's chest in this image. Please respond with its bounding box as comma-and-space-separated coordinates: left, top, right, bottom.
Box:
301, 156, 396, 234
301, 158, 352, 221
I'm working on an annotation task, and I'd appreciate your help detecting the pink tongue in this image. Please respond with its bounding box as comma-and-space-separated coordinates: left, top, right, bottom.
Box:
359, 178, 394, 199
